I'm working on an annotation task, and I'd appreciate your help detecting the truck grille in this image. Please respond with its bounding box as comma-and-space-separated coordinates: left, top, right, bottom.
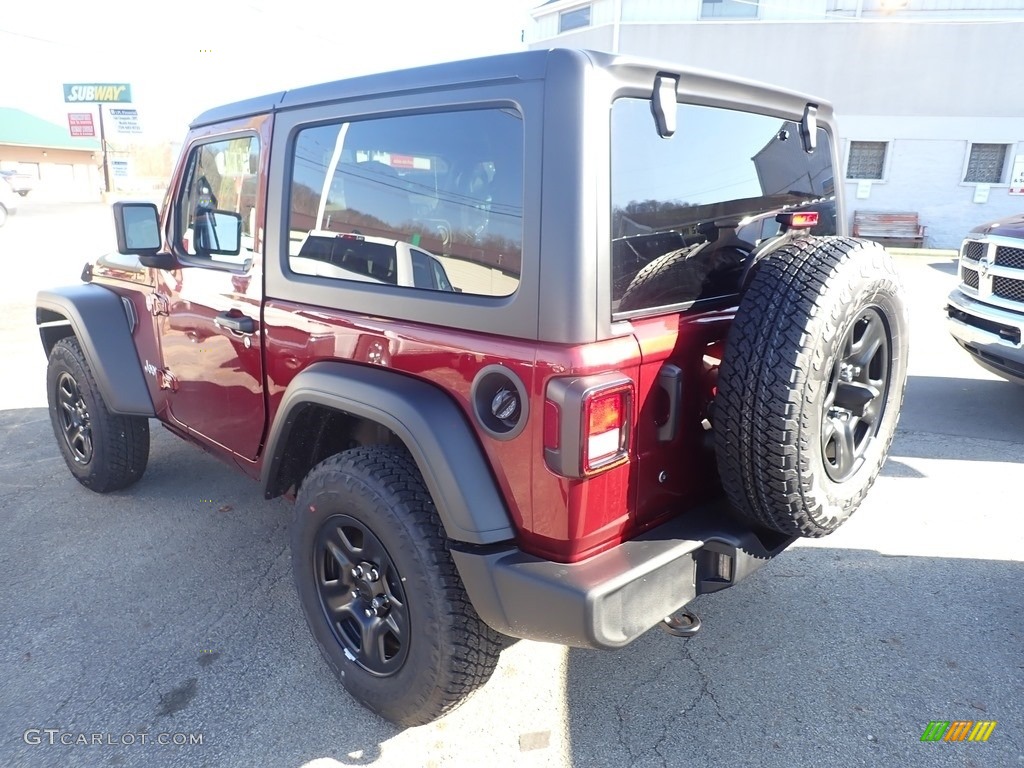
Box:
962, 267, 979, 289
964, 240, 985, 261
995, 246, 1024, 269
993, 276, 1024, 302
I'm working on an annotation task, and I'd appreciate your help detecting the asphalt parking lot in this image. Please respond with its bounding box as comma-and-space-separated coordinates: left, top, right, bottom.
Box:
1, 202, 1022, 768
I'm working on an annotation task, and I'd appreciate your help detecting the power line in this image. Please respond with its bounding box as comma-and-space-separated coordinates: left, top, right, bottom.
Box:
0, 27, 62, 44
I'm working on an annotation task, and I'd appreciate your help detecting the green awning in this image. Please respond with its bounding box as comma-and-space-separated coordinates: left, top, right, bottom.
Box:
0, 107, 101, 152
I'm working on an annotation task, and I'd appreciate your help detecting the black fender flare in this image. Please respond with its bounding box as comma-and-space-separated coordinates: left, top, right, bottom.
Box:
36, 285, 155, 417
262, 362, 516, 545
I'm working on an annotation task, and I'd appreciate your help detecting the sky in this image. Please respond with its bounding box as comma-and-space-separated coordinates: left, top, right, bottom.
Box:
1, 0, 539, 142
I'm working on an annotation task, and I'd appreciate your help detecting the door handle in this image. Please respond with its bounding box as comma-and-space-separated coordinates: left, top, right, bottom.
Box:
214, 311, 256, 335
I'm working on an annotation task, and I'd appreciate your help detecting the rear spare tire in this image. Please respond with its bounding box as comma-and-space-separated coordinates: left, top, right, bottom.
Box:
714, 236, 908, 537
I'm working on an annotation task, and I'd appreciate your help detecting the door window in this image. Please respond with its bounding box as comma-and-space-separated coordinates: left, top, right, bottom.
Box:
177, 135, 260, 266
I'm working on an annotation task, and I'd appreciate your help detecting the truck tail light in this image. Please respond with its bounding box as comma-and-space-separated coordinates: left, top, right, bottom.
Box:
544, 374, 634, 478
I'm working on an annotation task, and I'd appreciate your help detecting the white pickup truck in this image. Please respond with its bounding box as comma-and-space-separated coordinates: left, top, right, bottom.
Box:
290, 230, 457, 292
947, 213, 1024, 384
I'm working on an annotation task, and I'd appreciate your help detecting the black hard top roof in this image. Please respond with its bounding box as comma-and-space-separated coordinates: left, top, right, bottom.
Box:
190, 48, 831, 129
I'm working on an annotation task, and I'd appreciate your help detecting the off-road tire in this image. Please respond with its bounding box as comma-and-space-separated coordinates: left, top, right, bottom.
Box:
714, 236, 908, 537
290, 446, 503, 726
618, 242, 744, 312
46, 337, 150, 492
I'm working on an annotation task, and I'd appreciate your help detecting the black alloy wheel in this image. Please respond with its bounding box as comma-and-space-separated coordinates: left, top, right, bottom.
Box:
313, 514, 410, 677
56, 371, 94, 464
821, 307, 892, 482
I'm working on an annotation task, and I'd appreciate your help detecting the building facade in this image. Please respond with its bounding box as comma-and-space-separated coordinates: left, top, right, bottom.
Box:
527, 0, 1024, 248
0, 108, 101, 200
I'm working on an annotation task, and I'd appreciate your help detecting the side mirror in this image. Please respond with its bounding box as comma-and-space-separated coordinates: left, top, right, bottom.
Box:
194, 209, 242, 256
113, 201, 161, 255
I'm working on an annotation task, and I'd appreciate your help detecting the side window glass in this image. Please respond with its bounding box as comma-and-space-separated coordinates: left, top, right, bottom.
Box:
287, 108, 523, 296
410, 249, 435, 289
178, 136, 259, 266
431, 258, 455, 292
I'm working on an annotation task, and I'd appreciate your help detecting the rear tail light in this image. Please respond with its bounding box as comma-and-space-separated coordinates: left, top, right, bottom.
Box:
544, 374, 634, 478
584, 388, 629, 472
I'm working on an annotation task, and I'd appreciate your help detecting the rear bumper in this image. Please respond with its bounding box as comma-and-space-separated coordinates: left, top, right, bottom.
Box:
946, 289, 1024, 384
451, 504, 794, 649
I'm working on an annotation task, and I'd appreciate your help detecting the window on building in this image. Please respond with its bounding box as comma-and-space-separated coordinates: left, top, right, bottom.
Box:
846, 141, 887, 180
964, 143, 1008, 184
700, 0, 759, 19
559, 6, 591, 32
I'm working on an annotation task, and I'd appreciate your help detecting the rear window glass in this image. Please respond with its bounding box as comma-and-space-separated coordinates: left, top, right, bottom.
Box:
287, 108, 524, 297
611, 99, 836, 317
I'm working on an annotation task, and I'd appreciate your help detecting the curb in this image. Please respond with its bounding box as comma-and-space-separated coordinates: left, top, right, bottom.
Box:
885, 247, 958, 259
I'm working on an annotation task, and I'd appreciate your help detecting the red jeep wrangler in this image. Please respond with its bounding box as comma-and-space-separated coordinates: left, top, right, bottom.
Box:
37, 49, 907, 726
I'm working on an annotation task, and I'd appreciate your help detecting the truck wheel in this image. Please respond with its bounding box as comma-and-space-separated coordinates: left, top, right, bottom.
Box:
46, 337, 150, 493
714, 236, 908, 537
291, 445, 503, 726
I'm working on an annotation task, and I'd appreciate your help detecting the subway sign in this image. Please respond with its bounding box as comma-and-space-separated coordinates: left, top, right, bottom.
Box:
63, 83, 132, 103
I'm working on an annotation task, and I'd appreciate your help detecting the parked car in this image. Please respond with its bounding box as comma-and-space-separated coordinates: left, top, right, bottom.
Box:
0, 176, 18, 227
36, 48, 908, 727
947, 214, 1024, 384
1, 169, 33, 197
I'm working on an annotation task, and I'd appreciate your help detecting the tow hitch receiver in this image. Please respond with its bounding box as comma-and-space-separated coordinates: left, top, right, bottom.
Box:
662, 610, 701, 637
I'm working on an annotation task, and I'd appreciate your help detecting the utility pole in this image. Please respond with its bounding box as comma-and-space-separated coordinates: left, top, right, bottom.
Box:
97, 104, 111, 194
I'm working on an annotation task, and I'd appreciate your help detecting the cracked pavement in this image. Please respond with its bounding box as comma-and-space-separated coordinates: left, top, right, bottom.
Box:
1, 203, 1022, 767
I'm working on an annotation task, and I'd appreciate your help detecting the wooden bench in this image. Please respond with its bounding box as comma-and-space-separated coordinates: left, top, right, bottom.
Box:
852, 210, 926, 247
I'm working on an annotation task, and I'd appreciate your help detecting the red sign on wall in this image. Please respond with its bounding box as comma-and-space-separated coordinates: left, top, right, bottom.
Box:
68, 112, 95, 137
